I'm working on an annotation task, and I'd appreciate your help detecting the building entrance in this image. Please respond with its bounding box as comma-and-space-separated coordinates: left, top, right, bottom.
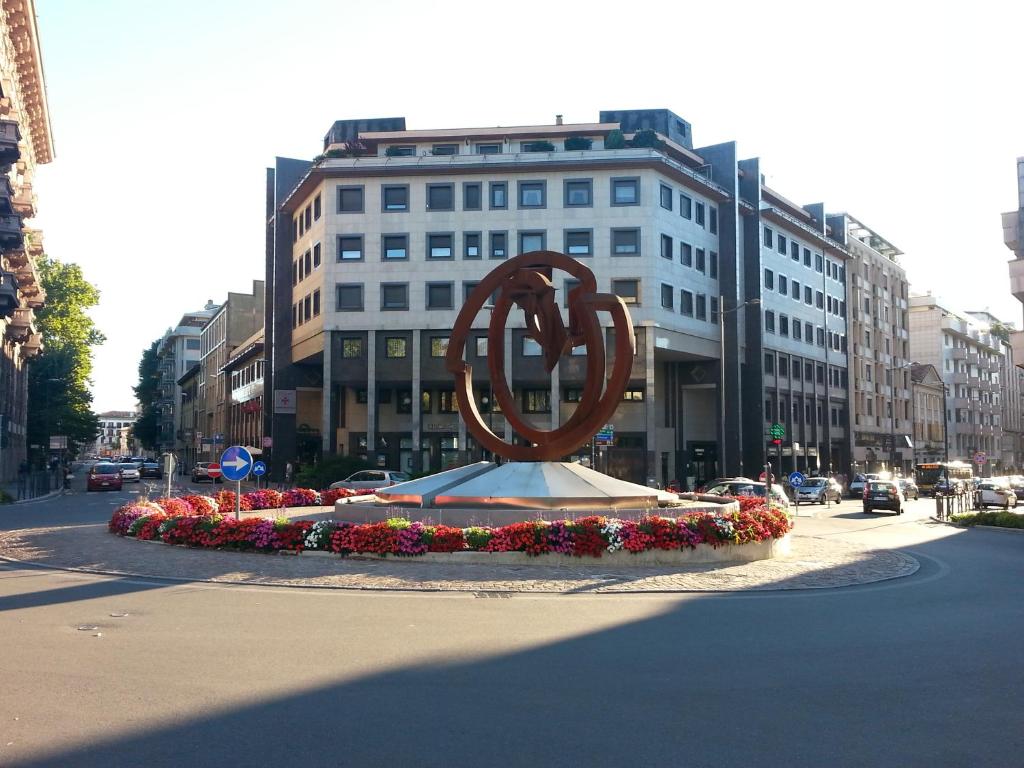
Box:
687, 441, 718, 490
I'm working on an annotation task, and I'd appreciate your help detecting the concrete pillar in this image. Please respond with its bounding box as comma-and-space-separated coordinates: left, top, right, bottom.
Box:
366, 330, 376, 453
321, 334, 332, 453
411, 332, 422, 473
645, 326, 657, 483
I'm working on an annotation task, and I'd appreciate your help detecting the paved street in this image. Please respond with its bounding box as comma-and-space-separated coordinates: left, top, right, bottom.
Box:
1, 485, 1022, 767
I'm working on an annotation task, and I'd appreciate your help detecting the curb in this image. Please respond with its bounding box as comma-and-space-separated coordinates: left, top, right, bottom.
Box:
2, 489, 64, 506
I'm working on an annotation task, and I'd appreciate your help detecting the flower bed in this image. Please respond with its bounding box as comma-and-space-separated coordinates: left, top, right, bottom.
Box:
108, 496, 791, 560
950, 510, 1024, 529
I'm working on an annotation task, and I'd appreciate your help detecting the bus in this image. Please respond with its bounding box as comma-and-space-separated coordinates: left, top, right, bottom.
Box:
914, 461, 973, 496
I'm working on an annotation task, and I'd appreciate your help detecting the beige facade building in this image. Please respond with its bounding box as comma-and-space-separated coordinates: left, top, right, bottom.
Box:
834, 214, 912, 474
0, 0, 52, 479
222, 329, 264, 452
197, 281, 263, 460
910, 364, 946, 464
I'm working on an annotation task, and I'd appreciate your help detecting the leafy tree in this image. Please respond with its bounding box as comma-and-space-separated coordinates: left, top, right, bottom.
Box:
629, 129, 664, 150
132, 406, 160, 451
989, 320, 1014, 344
25, 256, 104, 460
604, 129, 626, 149
131, 338, 163, 451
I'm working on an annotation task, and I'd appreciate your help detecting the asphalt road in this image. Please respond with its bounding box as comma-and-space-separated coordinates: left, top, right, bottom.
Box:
0, 482, 1022, 767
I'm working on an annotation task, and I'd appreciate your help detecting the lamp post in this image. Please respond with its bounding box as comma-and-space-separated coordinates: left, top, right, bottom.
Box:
886, 360, 916, 475
719, 296, 760, 477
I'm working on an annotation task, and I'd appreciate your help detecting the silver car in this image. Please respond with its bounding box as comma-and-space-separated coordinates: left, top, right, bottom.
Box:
795, 477, 842, 505
329, 469, 411, 491
117, 462, 141, 483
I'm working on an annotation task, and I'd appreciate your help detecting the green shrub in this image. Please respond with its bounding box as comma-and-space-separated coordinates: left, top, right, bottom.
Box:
0, 488, 13, 504
522, 140, 555, 153
384, 145, 407, 157
951, 511, 1024, 528
604, 129, 626, 149
629, 129, 664, 149
295, 455, 372, 489
563, 136, 592, 151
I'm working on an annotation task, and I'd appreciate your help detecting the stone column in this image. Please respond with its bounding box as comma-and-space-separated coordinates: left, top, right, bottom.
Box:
321, 335, 332, 453
366, 330, 376, 453
411, 332, 422, 473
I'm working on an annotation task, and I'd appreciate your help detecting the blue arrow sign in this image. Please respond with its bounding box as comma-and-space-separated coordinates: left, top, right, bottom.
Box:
251, 461, 267, 477
788, 471, 806, 488
219, 445, 253, 482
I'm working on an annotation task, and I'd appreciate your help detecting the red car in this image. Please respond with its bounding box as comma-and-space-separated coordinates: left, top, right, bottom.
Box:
87, 462, 123, 492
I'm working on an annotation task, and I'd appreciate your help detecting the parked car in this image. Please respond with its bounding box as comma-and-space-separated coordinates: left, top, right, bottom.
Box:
898, 478, 920, 501
977, 480, 1017, 509
695, 477, 750, 493
1007, 475, 1024, 499
117, 462, 141, 483
87, 463, 123, 492
848, 473, 882, 498
795, 477, 842, 505
863, 480, 905, 515
329, 469, 411, 491
703, 480, 792, 511
140, 460, 163, 479
191, 462, 223, 484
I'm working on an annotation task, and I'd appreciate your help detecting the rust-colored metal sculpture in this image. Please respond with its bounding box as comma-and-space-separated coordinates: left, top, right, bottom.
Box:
446, 251, 636, 462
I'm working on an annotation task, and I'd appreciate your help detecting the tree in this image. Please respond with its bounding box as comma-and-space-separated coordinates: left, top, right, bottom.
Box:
25, 256, 105, 461
989, 320, 1014, 344
131, 338, 163, 451
604, 129, 626, 149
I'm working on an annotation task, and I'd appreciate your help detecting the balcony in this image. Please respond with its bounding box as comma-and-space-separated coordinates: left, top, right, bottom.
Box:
0, 119, 20, 166
952, 397, 970, 409
986, 358, 1001, 372
950, 372, 968, 385
4, 306, 32, 342
13, 258, 38, 292
1010, 256, 1024, 302
20, 331, 41, 359
1005, 211, 1022, 255
22, 228, 42, 257
12, 182, 35, 218
0, 214, 22, 250
965, 352, 980, 365
0, 269, 16, 317
950, 348, 967, 360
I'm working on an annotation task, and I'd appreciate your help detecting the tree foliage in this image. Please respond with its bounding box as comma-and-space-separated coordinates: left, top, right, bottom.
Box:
131, 338, 163, 451
26, 256, 104, 460
989, 320, 1014, 344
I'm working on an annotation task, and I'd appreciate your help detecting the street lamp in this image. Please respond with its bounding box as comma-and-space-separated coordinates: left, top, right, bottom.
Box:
886, 360, 916, 475
719, 296, 760, 476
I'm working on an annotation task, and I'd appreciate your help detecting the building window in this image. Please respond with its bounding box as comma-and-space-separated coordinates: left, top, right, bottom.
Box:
779, 357, 789, 377
396, 390, 413, 414
765, 353, 775, 374
623, 388, 645, 402
709, 251, 718, 279
791, 280, 799, 300
336, 283, 363, 312
611, 228, 640, 256
564, 179, 592, 207
519, 231, 545, 254
476, 142, 501, 154
304, 249, 312, 274
522, 389, 551, 413
338, 235, 364, 261
292, 260, 298, 286
380, 283, 409, 311
564, 387, 583, 403
186, 338, 200, 350
313, 242, 322, 268
805, 322, 813, 344
521, 141, 554, 153
341, 338, 363, 358
313, 193, 321, 220
803, 248, 811, 266
386, 145, 415, 156
611, 177, 639, 206
337, 185, 364, 213
710, 296, 719, 324
522, 337, 542, 356
382, 234, 408, 261
765, 310, 775, 333
385, 337, 407, 358
430, 337, 449, 357
790, 241, 799, 261
464, 232, 481, 259
312, 289, 321, 317
764, 268, 774, 290
463, 182, 481, 211
709, 206, 718, 234
680, 242, 692, 267
681, 289, 694, 317
437, 390, 459, 413
815, 253, 823, 272
763, 227, 773, 248
695, 294, 707, 321
680, 193, 692, 219
659, 184, 673, 210
695, 248, 706, 273
382, 185, 409, 212
778, 275, 788, 295
475, 337, 488, 357
815, 291, 824, 309
426, 184, 454, 211
427, 233, 454, 259
489, 182, 507, 209
695, 201, 705, 227
304, 206, 312, 231
490, 231, 507, 259
432, 143, 459, 156
518, 181, 546, 208
612, 279, 639, 305
661, 234, 673, 260
426, 282, 454, 310
816, 327, 825, 346
777, 234, 787, 254
564, 229, 592, 257
779, 315, 789, 337
661, 283, 674, 309
563, 278, 581, 308
793, 320, 801, 340
804, 286, 812, 305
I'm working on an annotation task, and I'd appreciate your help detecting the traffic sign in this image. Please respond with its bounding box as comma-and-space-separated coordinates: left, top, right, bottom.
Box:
974, 451, 987, 465
252, 461, 267, 477
789, 471, 806, 488
219, 445, 253, 482
595, 424, 615, 446
206, 462, 222, 479
769, 423, 785, 440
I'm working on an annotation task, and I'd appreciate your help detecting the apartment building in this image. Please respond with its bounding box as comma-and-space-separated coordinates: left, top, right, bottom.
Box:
264, 109, 852, 486
909, 296, 1005, 472
966, 311, 1022, 471
222, 328, 264, 451
829, 215, 913, 474
155, 303, 219, 456
1003, 157, 1024, 324
0, 0, 52, 480
910, 364, 946, 464
177, 364, 200, 471
85, 410, 137, 457
196, 281, 263, 460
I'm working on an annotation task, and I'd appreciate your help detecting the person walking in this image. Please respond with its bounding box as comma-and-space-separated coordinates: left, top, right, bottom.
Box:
17, 459, 29, 500
283, 461, 293, 489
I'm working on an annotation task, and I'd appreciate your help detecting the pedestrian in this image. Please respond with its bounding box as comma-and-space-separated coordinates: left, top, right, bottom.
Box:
284, 461, 293, 488
17, 459, 29, 500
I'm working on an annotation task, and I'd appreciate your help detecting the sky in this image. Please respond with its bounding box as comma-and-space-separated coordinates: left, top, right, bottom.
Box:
30, 0, 1024, 412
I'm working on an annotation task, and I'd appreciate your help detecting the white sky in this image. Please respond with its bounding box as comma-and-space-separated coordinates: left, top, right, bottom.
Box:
30, 0, 1024, 412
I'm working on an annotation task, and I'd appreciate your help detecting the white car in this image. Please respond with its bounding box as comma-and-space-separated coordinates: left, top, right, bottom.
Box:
704, 480, 792, 512
976, 481, 1017, 509
329, 469, 411, 491
848, 473, 882, 498
117, 462, 141, 483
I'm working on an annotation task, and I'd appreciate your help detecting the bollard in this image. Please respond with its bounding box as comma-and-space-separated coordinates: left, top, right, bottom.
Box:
935, 493, 944, 520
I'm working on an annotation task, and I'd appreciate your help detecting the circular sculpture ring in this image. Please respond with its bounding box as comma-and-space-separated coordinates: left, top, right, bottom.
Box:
445, 251, 636, 462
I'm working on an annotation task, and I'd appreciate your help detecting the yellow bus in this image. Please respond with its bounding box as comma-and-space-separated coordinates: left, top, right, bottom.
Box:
914, 461, 973, 496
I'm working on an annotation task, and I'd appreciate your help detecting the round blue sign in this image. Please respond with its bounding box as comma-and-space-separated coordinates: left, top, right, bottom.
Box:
251, 461, 267, 477
219, 445, 253, 482
788, 471, 806, 488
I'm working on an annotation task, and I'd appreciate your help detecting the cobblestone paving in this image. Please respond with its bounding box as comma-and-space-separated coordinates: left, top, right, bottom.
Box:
0, 524, 920, 593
